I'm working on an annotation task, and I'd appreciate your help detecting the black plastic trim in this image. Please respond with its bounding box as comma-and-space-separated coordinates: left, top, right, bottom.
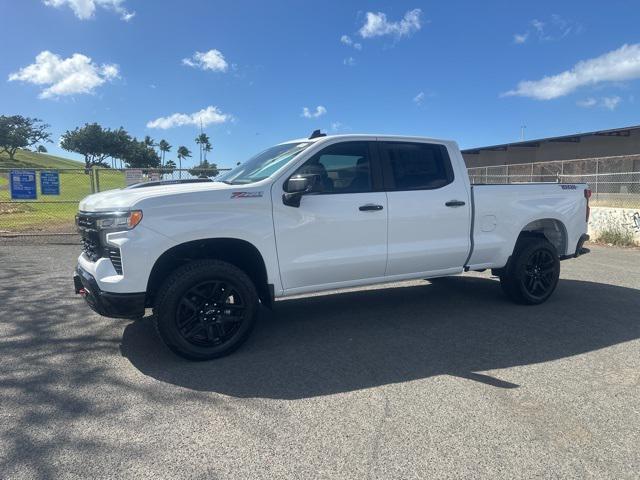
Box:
463, 186, 476, 268
560, 234, 590, 261
74, 265, 145, 319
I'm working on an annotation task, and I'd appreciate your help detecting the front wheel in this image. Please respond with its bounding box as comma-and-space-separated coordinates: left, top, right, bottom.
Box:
500, 237, 560, 305
154, 260, 259, 360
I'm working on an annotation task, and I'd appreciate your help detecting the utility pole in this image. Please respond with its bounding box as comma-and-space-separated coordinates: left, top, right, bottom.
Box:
520, 124, 526, 141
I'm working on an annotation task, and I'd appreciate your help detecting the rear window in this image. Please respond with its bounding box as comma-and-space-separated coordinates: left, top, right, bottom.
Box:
381, 142, 454, 190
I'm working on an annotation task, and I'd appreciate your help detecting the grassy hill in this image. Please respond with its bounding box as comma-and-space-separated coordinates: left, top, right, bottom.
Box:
0, 149, 125, 234
0, 148, 84, 169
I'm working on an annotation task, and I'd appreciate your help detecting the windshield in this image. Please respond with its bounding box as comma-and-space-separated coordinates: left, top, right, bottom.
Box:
219, 142, 312, 185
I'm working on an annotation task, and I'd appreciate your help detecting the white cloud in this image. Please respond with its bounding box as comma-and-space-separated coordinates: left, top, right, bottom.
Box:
343, 57, 356, 66
43, 0, 134, 21
358, 8, 422, 39
413, 91, 426, 105
301, 106, 327, 119
577, 97, 597, 108
577, 96, 622, 110
146, 106, 231, 129
182, 49, 228, 72
513, 15, 581, 45
531, 19, 545, 34
513, 32, 529, 44
8, 50, 119, 99
340, 35, 362, 50
331, 122, 343, 131
602, 96, 622, 110
504, 44, 640, 100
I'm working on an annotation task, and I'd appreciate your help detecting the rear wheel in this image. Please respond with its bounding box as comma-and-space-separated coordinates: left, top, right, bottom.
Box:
154, 260, 259, 360
500, 237, 560, 305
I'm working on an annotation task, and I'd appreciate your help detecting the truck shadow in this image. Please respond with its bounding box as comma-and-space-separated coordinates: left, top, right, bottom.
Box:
121, 276, 640, 399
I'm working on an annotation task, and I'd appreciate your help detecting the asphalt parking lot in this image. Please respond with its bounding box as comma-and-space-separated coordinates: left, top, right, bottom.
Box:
1, 242, 639, 479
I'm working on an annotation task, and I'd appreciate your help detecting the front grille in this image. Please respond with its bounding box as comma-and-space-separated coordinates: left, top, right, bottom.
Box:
76, 213, 97, 231
77, 212, 123, 275
108, 248, 123, 275
81, 236, 101, 262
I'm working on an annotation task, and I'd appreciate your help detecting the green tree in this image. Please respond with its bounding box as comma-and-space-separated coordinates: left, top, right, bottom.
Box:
143, 135, 156, 149
164, 159, 177, 177
203, 138, 212, 161
37, 145, 48, 153
158, 139, 171, 167
111, 127, 132, 169
0, 115, 51, 161
188, 159, 219, 178
60, 123, 124, 168
123, 138, 161, 169
177, 146, 191, 178
195, 132, 210, 163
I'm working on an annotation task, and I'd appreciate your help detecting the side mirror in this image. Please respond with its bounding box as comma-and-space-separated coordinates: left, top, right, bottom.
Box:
286, 176, 310, 194
282, 175, 315, 207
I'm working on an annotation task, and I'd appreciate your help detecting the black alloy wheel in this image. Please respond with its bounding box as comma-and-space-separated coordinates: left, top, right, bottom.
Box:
522, 249, 557, 300
176, 280, 247, 347
500, 236, 561, 305
154, 260, 259, 360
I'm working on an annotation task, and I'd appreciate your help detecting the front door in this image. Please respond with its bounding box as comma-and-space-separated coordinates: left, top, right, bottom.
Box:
272, 141, 388, 291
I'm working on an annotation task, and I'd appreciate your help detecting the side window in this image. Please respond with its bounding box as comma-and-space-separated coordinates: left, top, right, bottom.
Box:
292, 142, 372, 194
382, 142, 454, 190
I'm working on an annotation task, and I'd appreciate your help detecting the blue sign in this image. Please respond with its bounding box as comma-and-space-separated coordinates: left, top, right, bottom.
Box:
40, 171, 60, 195
9, 170, 37, 200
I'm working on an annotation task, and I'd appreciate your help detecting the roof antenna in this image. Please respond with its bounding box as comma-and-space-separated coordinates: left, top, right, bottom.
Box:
309, 129, 326, 139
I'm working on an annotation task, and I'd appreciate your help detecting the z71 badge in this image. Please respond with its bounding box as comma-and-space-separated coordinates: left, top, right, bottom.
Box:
231, 191, 263, 199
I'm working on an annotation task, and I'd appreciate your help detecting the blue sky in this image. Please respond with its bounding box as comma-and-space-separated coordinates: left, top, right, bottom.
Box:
1, 0, 639, 168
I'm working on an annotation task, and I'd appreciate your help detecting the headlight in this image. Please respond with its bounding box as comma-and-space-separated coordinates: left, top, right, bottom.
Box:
94, 210, 143, 231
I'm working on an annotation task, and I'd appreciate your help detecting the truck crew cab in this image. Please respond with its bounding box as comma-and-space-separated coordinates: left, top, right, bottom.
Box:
74, 132, 590, 360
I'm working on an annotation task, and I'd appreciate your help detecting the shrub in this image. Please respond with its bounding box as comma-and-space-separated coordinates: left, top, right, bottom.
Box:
596, 225, 637, 247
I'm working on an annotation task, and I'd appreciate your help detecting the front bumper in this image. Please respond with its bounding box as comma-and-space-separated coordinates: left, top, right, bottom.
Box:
74, 265, 145, 319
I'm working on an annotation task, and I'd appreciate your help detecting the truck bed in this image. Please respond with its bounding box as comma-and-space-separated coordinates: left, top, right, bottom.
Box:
467, 183, 589, 269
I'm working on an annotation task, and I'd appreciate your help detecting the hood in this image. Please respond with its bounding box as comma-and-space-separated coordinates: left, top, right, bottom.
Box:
79, 181, 237, 212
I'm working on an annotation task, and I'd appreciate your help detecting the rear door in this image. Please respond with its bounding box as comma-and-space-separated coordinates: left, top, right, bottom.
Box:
380, 141, 471, 276
272, 141, 388, 291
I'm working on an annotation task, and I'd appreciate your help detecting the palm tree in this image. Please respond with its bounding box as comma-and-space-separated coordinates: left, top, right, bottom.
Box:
203, 139, 212, 162
158, 139, 171, 167
164, 159, 176, 179
195, 132, 210, 162
177, 146, 191, 179
144, 135, 156, 148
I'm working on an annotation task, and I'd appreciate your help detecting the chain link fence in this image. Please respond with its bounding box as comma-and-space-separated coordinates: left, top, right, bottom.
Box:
2, 155, 640, 235
0, 168, 228, 235
467, 155, 640, 208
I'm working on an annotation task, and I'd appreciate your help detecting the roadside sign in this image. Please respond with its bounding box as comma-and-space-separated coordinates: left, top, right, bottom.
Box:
125, 169, 143, 186
40, 171, 60, 195
9, 170, 37, 200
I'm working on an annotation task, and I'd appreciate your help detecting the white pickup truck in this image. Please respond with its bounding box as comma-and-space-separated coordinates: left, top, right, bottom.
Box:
74, 132, 591, 360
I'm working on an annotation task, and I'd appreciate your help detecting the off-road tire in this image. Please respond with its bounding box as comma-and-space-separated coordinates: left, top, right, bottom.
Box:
154, 260, 259, 360
500, 237, 560, 305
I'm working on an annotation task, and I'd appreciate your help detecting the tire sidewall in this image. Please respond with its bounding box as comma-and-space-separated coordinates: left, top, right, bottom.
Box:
509, 238, 560, 305
155, 261, 258, 360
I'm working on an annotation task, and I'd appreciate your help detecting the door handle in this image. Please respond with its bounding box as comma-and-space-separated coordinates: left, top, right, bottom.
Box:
359, 204, 384, 211
445, 200, 466, 207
